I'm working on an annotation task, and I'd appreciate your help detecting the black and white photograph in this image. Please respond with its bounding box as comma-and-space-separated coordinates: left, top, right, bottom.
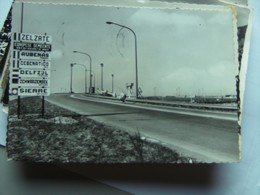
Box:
7, 1, 240, 163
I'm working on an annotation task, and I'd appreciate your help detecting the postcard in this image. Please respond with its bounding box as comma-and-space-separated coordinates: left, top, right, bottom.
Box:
7, 1, 240, 163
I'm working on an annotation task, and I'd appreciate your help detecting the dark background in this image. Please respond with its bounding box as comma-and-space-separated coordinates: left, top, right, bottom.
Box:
1, 0, 259, 194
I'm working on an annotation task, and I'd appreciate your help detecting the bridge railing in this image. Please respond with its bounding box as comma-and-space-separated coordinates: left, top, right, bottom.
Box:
83, 94, 238, 112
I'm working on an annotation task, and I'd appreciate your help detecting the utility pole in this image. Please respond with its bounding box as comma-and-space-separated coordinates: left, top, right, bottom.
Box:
70, 63, 73, 93
112, 74, 114, 93
106, 21, 139, 98
101, 63, 104, 90
73, 51, 92, 93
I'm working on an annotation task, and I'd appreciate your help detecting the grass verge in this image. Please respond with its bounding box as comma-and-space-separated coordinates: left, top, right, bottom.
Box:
7, 97, 195, 163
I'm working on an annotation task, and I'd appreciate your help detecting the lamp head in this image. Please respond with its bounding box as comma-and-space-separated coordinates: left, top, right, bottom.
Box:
106, 21, 113, 25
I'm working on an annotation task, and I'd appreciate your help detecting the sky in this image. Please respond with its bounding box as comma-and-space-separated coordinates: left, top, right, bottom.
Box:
12, 2, 238, 97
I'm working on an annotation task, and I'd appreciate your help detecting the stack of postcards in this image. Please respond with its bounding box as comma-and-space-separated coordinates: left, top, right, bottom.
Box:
0, 0, 252, 163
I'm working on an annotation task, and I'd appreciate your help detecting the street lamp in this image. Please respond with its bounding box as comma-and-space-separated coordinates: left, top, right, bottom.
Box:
106, 21, 139, 98
91, 71, 96, 90
70, 63, 73, 93
100, 63, 104, 91
73, 51, 92, 93
112, 74, 114, 93
70, 63, 87, 94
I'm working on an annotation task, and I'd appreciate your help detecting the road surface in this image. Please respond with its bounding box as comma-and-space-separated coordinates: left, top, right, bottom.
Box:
46, 94, 240, 163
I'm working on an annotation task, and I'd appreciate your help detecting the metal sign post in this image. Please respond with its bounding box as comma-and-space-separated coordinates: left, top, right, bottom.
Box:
42, 96, 45, 117
17, 3, 24, 119
11, 29, 52, 116
11, 3, 52, 117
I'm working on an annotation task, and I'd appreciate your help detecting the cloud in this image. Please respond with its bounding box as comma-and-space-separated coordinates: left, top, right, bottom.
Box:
129, 8, 204, 28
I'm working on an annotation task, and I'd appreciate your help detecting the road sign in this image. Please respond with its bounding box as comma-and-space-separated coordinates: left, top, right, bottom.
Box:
17, 87, 50, 96
18, 69, 50, 78
10, 87, 50, 96
11, 78, 50, 87
13, 50, 51, 60
13, 41, 52, 52
13, 33, 52, 43
12, 59, 51, 69
10, 68, 19, 78
11, 32, 52, 97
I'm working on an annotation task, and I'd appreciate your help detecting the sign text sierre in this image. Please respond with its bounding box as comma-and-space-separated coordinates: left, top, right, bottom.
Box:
18, 88, 50, 96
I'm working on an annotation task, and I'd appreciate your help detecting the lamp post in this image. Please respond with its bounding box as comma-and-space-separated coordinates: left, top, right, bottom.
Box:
112, 74, 114, 93
70, 63, 73, 93
73, 51, 92, 93
100, 63, 104, 90
106, 21, 139, 98
71, 63, 87, 93
91, 71, 96, 90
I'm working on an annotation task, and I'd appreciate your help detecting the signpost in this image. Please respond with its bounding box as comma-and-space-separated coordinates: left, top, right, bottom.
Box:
13, 42, 52, 52
18, 69, 50, 77
14, 33, 52, 43
18, 78, 50, 87
18, 88, 50, 96
13, 50, 51, 60
11, 32, 52, 116
13, 59, 51, 69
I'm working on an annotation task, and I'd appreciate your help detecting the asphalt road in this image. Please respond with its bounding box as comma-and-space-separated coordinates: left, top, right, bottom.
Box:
46, 94, 240, 163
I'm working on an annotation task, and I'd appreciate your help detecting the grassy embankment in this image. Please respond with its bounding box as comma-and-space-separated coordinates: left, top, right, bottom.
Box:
7, 97, 195, 163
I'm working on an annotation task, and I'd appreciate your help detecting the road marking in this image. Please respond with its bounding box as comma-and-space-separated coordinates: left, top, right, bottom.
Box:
70, 94, 237, 121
